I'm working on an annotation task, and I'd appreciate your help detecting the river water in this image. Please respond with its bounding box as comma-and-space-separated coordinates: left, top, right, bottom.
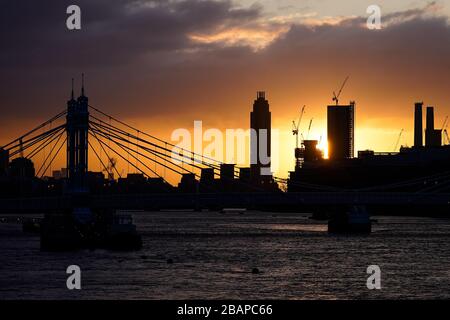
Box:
0, 211, 449, 299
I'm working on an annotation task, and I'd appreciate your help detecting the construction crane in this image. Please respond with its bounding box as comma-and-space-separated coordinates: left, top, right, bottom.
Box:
103, 157, 118, 181
444, 129, 450, 145
332, 76, 350, 105
441, 116, 448, 131
442, 116, 449, 145
292, 105, 306, 149
393, 129, 404, 152
306, 118, 314, 140
292, 105, 306, 169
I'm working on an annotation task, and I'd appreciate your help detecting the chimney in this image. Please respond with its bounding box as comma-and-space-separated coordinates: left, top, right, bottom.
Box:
426, 106, 434, 131
414, 102, 423, 147
425, 106, 441, 147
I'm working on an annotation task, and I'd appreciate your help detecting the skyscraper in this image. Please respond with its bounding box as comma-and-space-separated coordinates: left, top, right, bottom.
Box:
250, 91, 271, 179
327, 102, 355, 160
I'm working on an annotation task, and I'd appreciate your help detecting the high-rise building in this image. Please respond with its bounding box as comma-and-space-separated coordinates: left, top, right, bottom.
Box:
250, 91, 271, 178
327, 102, 355, 160
414, 102, 423, 148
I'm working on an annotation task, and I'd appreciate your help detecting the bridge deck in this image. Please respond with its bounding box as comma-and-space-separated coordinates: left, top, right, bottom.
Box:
0, 192, 448, 213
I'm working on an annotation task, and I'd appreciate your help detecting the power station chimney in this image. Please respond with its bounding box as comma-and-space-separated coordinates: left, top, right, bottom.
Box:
425, 106, 442, 147
425, 106, 435, 147
414, 102, 423, 148
426, 106, 434, 132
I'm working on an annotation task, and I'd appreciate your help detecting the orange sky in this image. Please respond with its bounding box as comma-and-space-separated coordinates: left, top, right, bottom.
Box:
1, 1, 450, 184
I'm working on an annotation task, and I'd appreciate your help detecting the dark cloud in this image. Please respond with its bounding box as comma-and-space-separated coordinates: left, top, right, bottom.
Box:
0, 0, 261, 68
0, 0, 449, 137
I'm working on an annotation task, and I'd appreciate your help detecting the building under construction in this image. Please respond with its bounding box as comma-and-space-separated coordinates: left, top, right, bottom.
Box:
327, 102, 355, 160
288, 102, 450, 193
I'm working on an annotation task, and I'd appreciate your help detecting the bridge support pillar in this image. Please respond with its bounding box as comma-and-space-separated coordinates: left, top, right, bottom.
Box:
66, 77, 89, 193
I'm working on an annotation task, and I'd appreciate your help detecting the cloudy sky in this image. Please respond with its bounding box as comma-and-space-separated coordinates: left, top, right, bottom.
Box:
1, 0, 449, 179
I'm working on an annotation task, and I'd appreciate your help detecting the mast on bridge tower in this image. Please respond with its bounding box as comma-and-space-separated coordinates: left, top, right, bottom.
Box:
66, 74, 89, 192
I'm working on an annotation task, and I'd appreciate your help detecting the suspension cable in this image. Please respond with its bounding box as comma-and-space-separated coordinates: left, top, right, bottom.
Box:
36, 132, 65, 177
89, 130, 122, 179
90, 124, 204, 175
39, 136, 67, 178
1, 110, 66, 150
90, 126, 188, 178
89, 106, 225, 167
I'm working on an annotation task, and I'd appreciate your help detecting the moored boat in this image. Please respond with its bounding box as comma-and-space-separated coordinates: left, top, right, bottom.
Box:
328, 205, 372, 234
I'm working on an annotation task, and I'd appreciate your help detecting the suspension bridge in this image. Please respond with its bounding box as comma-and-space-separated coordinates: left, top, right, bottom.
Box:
1, 80, 450, 215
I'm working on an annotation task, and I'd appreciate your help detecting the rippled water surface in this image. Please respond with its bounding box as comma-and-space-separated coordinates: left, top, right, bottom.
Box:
1, 211, 449, 299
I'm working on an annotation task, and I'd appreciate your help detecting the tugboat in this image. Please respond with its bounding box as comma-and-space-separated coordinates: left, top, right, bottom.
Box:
40, 207, 142, 251
99, 210, 143, 250
328, 205, 372, 234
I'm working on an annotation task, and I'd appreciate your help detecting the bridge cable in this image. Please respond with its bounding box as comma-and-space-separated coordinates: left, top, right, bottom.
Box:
28, 129, 65, 161
88, 140, 111, 179
89, 120, 211, 173
36, 131, 65, 177
89, 131, 172, 180
89, 125, 166, 181
8, 124, 65, 156
1, 110, 66, 150
9, 126, 64, 159
90, 126, 189, 179
89, 105, 225, 167
90, 124, 204, 176
90, 122, 271, 191
88, 129, 122, 179
39, 136, 67, 179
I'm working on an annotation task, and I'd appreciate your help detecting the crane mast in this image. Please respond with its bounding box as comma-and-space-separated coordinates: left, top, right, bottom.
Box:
332, 76, 350, 106
394, 129, 404, 152
306, 118, 313, 140
292, 105, 306, 169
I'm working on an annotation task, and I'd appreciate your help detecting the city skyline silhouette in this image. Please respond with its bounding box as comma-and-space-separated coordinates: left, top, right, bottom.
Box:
2, 1, 450, 178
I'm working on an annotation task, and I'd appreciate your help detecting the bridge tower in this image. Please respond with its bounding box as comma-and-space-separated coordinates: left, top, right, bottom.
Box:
66, 75, 89, 192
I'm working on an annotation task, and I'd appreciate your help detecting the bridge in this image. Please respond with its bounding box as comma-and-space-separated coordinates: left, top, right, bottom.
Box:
1, 78, 450, 215
0, 192, 449, 214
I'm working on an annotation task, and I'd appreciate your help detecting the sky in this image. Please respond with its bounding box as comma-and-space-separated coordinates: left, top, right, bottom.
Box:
1, 0, 450, 182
